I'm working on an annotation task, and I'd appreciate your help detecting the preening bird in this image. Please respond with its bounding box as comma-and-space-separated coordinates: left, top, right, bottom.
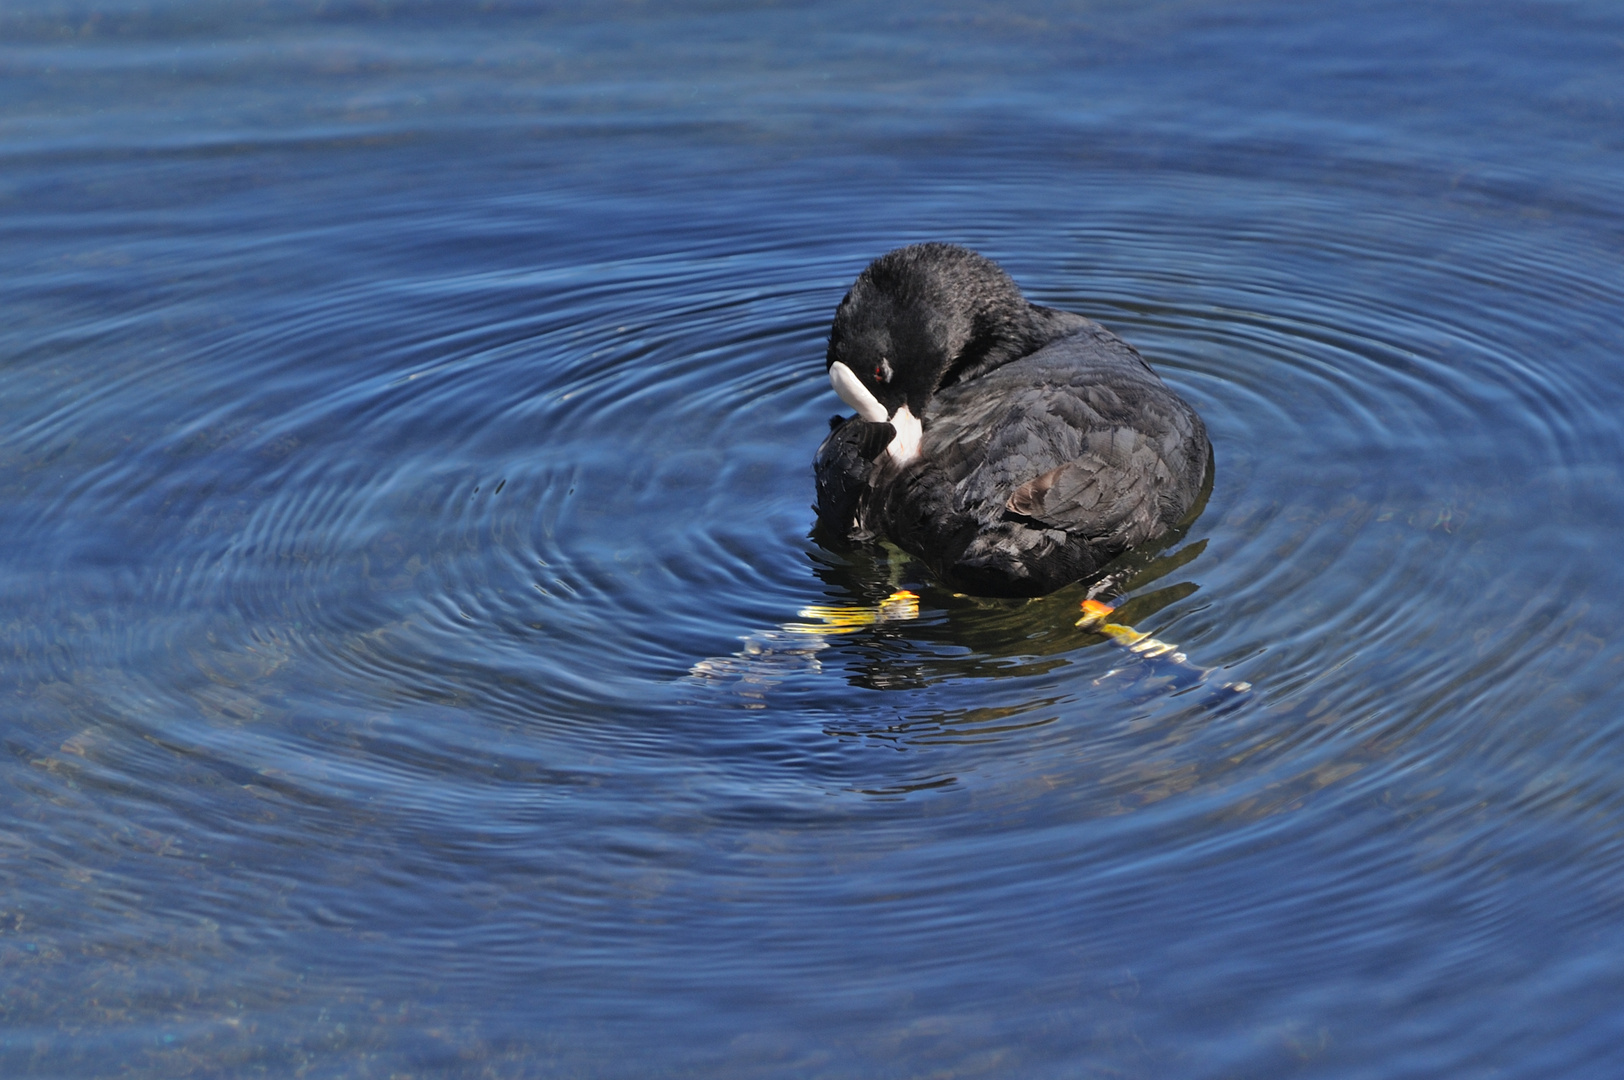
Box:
813, 243, 1211, 598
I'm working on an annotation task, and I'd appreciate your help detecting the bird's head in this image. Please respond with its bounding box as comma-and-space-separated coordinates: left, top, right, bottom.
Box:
825, 243, 1031, 464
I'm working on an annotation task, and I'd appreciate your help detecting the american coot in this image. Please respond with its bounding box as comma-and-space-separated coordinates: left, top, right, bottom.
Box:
814, 243, 1212, 598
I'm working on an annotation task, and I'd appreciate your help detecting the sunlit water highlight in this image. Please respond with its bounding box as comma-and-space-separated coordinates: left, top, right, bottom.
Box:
5, 2, 1624, 1076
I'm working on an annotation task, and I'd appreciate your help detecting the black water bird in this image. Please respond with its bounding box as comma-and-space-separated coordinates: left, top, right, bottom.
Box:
814, 243, 1211, 598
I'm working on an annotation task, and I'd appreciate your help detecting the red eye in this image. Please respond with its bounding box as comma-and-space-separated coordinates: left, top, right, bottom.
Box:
874, 366, 884, 381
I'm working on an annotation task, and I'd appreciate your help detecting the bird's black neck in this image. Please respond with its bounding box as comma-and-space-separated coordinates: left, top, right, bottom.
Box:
939, 304, 1088, 389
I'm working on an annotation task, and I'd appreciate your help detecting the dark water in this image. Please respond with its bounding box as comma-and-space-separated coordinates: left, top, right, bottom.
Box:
6, 1, 1624, 1075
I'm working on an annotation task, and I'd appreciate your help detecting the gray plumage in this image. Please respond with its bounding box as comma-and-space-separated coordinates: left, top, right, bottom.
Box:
814, 244, 1210, 598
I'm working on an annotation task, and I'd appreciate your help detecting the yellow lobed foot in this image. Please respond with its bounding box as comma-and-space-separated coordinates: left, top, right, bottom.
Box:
1077, 598, 1182, 660
788, 590, 920, 635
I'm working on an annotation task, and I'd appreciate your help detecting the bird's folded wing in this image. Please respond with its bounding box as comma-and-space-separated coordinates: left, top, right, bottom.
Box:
1005, 426, 1172, 549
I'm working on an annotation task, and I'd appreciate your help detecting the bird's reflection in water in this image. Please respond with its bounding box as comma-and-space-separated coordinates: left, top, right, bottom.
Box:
686, 530, 1247, 724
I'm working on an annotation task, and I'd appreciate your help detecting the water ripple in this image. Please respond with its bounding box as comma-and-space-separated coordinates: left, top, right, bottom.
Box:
7, 93, 1624, 1071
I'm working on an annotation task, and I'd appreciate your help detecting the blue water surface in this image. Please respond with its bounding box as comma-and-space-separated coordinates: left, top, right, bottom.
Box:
4, 1, 1624, 1076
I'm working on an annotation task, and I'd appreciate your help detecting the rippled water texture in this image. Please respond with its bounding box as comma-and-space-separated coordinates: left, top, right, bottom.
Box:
6, 2, 1624, 1076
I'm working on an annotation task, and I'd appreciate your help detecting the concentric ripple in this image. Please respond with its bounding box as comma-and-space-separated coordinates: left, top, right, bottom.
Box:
14, 163, 1621, 820
7, 39, 1624, 1071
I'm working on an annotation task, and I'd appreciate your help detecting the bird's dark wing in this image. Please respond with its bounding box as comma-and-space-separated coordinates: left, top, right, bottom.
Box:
1004, 427, 1171, 550
923, 323, 1209, 556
